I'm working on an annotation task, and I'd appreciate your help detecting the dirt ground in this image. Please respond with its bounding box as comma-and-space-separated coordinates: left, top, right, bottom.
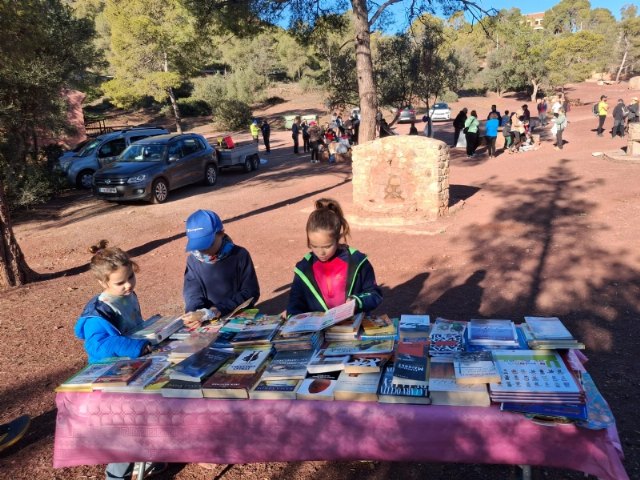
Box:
1, 81, 640, 480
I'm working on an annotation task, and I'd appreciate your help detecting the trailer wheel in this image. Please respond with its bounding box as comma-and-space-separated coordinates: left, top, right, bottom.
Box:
251, 154, 259, 171
243, 157, 253, 173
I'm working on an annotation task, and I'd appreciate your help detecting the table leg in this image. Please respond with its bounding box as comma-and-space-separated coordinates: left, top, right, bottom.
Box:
134, 461, 146, 480
518, 464, 532, 480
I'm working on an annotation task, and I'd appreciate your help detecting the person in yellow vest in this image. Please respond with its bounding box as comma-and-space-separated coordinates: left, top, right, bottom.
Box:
250, 119, 260, 144
596, 95, 608, 137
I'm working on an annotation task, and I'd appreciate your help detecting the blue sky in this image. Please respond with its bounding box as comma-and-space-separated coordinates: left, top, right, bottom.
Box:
384, 0, 629, 32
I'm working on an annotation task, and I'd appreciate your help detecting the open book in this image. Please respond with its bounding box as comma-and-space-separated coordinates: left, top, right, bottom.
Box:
281, 300, 356, 335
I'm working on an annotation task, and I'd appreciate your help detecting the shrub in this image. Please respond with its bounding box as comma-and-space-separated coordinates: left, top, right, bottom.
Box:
213, 99, 253, 130
0, 157, 64, 211
177, 98, 212, 117
441, 91, 459, 103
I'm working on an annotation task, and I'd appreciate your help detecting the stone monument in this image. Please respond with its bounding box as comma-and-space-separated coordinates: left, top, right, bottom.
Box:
351, 136, 449, 226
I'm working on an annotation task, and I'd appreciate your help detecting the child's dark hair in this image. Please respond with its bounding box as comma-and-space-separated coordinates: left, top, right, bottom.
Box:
306, 198, 350, 245
88, 240, 138, 283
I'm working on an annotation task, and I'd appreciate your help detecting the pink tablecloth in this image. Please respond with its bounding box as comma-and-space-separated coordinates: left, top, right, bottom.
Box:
53, 392, 629, 480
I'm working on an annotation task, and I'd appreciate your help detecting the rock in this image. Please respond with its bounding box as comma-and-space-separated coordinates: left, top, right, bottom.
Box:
629, 76, 640, 90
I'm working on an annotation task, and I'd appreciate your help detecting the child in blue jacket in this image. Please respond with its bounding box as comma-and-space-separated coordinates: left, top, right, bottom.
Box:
74, 240, 165, 480
287, 198, 382, 316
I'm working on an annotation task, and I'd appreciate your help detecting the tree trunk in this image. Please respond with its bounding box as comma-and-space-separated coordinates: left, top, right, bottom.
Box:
167, 87, 182, 134
351, 0, 377, 143
530, 80, 539, 102
0, 182, 35, 289
615, 40, 629, 84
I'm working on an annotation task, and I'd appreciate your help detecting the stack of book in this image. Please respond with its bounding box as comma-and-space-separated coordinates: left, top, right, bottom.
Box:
452, 351, 500, 385
429, 357, 490, 406
93, 357, 171, 394
522, 317, 585, 350
489, 349, 585, 405
358, 314, 397, 340
429, 318, 467, 357
202, 358, 266, 399
306, 349, 350, 374
333, 370, 381, 402
398, 314, 430, 342
323, 339, 394, 356
324, 312, 364, 341
271, 330, 324, 352
467, 319, 520, 348
230, 315, 282, 352
129, 314, 184, 345
91, 358, 152, 390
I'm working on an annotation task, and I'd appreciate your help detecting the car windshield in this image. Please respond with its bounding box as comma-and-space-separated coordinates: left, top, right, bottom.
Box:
118, 144, 166, 162
76, 138, 102, 157
433, 103, 449, 109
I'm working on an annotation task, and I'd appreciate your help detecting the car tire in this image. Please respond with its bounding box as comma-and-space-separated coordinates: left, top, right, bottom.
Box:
151, 178, 169, 204
76, 169, 95, 189
243, 157, 253, 173
204, 163, 218, 186
251, 154, 259, 171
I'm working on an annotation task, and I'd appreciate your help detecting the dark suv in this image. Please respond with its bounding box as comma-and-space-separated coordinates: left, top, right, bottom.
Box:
93, 133, 217, 204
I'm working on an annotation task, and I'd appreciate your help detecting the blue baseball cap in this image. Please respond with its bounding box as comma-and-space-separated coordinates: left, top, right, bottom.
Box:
185, 210, 223, 252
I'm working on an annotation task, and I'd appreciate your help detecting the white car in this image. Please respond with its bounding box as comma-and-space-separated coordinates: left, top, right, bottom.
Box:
429, 103, 451, 121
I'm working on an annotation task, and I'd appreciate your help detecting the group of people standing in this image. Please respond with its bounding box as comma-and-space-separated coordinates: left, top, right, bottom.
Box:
452, 95, 570, 157
291, 113, 357, 162
595, 95, 639, 138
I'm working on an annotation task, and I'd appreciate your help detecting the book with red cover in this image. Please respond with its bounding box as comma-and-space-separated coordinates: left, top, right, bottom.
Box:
92, 358, 151, 388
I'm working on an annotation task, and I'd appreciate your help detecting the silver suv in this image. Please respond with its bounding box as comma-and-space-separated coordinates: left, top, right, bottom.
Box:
57, 127, 168, 188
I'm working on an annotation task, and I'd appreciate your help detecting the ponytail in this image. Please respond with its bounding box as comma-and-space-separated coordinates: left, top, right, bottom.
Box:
306, 198, 350, 245
88, 239, 138, 283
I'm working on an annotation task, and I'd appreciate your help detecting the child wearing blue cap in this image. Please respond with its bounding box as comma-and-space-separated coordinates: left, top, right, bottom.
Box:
182, 209, 260, 328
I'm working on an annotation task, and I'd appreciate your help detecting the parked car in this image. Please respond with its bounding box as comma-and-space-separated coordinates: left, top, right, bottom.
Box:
92, 133, 217, 204
429, 103, 452, 121
397, 106, 417, 123
56, 127, 168, 189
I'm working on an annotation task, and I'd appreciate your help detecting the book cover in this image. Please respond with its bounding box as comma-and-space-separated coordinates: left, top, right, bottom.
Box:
161, 379, 203, 398
250, 379, 301, 400
361, 314, 395, 336
307, 349, 349, 374
392, 341, 429, 385
344, 355, 388, 374
170, 347, 233, 382
296, 377, 337, 401
56, 363, 115, 392
261, 349, 315, 381
95, 358, 171, 393
500, 402, 588, 421
324, 339, 395, 356
429, 358, 490, 407
377, 364, 431, 405
167, 332, 219, 361
524, 316, 574, 340
170, 322, 222, 340
226, 348, 272, 375
468, 319, 519, 346
334, 371, 381, 401
398, 314, 431, 341
429, 318, 466, 356
130, 314, 184, 344
92, 359, 151, 388
201, 359, 265, 399
453, 351, 500, 384
327, 312, 364, 334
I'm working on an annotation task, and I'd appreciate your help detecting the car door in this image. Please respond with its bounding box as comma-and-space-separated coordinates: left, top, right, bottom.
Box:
180, 137, 207, 185
96, 138, 127, 167
165, 140, 187, 188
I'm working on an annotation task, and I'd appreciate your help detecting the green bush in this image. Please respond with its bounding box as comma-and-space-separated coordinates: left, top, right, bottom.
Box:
0, 156, 64, 211
213, 99, 253, 130
441, 91, 459, 103
191, 75, 227, 108
177, 98, 212, 117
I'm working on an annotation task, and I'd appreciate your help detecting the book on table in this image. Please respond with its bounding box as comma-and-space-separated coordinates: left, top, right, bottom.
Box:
323, 339, 395, 356
170, 322, 223, 340
271, 330, 324, 352
520, 319, 585, 350
129, 314, 184, 345
260, 349, 315, 381
219, 309, 260, 333
398, 314, 431, 341
161, 379, 204, 398
226, 348, 272, 375
377, 363, 431, 405
169, 346, 234, 382
343, 354, 389, 374
168, 330, 220, 362
429, 357, 490, 407
500, 402, 588, 422
334, 370, 381, 402
280, 300, 356, 335
392, 341, 429, 386
453, 351, 500, 385
523, 316, 574, 340
361, 314, 396, 336
56, 362, 116, 392
325, 312, 364, 336
91, 358, 152, 388
250, 379, 301, 400
467, 319, 519, 347
306, 349, 350, 374
201, 359, 266, 399
429, 318, 466, 356
94, 357, 171, 393
296, 377, 338, 401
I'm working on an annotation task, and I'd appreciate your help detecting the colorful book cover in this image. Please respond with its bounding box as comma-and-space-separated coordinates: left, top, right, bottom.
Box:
296, 378, 337, 400
399, 315, 431, 341
92, 359, 151, 387
453, 351, 500, 384
524, 317, 574, 340
56, 363, 115, 392
261, 349, 315, 380
429, 318, 466, 355
96, 358, 171, 393
281, 300, 356, 334
169, 347, 233, 382
324, 339, 394, 356
344, 356, 387, 374
307, 349, 349, 374
468, 319, 518, 345
226, 348, 271, 374
201, 360, 265, 398
392, 341, 429, 384
377, 364, 431, 404
361, 314, 396, 336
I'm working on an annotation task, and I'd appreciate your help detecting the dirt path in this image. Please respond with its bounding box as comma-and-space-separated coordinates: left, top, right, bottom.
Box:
1, 81, 639, 479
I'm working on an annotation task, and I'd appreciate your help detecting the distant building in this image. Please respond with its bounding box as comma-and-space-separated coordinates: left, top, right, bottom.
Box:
524, 12, 545, 30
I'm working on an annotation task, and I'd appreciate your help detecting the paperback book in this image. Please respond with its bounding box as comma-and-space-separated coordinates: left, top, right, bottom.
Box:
467, 319, 519, 346
524, 316, 574, 340
130, 314, 184, 345
429, 318, 467, 356
250, 379, 301, 400
161, 379, 203, 398
453, 351, 500, 385
377, 364, 431, 405
280, 300, 356, 335
324, 339, 394, 356
361, 314, 396, 336
398, 314, 431, 341
296, 377, 338, 401
56, 362, 115, 392
429, 357, 490, 407
226, 348, 272, 374
260, 349, 315, 381
92, 359, 151, 388
307, 349, 350, 374
344, 355, 389, 374
334, 370, 381, 402
95, 358, 171, 393
392, 341, 429, 386
201, 359, 265, 399
169, 347, 233, 382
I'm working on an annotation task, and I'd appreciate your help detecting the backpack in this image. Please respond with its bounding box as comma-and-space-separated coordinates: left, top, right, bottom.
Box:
592, 103, 599, 116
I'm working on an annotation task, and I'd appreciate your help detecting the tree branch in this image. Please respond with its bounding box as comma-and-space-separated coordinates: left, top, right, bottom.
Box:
369, 0, 404, 28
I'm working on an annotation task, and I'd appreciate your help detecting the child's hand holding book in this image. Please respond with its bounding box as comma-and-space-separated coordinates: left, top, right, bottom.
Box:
182, 308, 221, 329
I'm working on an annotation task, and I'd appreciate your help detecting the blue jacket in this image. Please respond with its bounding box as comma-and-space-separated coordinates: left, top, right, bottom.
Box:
74, 294, 148, 364
287, 246, 382, 316
183, 244, 260, 315
485, 118, 500, 137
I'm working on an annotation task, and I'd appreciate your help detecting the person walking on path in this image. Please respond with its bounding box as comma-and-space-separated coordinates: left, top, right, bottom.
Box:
464, 110, 480, 158
308, 121, 322, 163
260, 119, 271, 153
250, 120, 260, 144
452, 108, 467, 147
501, 110, 512, 151
291, 116, 301, 154
485, 112, 499, 158
537, 98, 548, 126
551, 108, 567, 150
302, 120, 310, 153
612, 99, 628, 138
596, 95, 608, 137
